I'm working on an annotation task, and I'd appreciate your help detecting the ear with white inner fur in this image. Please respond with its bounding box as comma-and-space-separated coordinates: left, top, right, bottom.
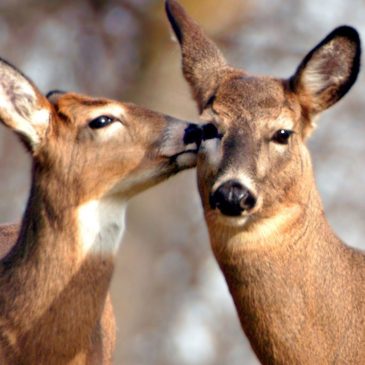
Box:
290, 26, 361, 116
0, 58, 52, 152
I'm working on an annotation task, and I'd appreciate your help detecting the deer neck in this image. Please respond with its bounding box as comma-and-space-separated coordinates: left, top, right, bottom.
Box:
207, 177, 334, 258
0, 168, 126, 362
3, 165, 127, 266
206, 176, 359, 364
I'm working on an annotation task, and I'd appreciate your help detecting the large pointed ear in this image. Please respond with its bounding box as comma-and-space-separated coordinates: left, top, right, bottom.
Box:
165, 0, 228, 113
0, 59, 52, 152
290, 26, 361, 116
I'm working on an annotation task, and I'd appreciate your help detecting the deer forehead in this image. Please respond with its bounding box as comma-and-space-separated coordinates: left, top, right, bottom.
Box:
220, 111, 297, 140
213, 77, 295, 123
219, 76, 286, 103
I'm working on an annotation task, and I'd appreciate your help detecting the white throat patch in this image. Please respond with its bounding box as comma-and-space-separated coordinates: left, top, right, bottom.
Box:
77, 197, 127, 256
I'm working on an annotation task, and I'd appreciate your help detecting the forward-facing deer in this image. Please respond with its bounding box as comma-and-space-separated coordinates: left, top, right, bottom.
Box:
0, 57, 202, 364
166, 1, 364, 364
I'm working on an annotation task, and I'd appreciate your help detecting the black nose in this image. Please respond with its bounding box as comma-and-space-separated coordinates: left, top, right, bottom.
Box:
184, 122, 222, 149
209, 180, 257, 217
184, 124, 203, 147
202, 123, 221, 140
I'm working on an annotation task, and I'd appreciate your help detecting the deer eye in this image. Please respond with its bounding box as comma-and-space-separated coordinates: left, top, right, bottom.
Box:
89, 115, 115, 129
271, 129, 294, 145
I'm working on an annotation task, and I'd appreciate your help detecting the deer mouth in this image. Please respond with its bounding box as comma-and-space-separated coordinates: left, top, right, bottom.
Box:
209, 179, 257, 214
206, 207, 253, 228
168, 124, 202, 169
158, 122, 199, 166
170, 146, 199, 169
160, 122, 220, 170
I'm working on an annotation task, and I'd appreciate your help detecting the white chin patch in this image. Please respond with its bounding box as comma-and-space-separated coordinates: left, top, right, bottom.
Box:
216, 214, 249, 228
77, 197, 127, 256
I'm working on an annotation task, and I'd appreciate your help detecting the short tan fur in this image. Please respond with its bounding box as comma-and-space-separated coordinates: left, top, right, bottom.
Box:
0, 58, 200, 364
166, 1, 364, 364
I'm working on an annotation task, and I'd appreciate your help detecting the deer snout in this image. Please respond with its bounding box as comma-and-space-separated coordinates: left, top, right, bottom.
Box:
210, 180, 257, 217
183, 123, 203, 147
183, 122, 220, 147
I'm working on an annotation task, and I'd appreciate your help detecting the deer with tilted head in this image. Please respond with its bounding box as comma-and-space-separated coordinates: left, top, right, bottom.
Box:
0, 57, 202, 364
166, 1, 364, 364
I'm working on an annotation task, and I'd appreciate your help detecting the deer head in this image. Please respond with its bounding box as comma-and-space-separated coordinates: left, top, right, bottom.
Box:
166, 0, 361, 235
0, 58, 202, 208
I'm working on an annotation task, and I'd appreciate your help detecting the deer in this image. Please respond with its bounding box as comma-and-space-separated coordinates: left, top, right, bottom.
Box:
0, 56, 204, 364
166, 1, 364, 364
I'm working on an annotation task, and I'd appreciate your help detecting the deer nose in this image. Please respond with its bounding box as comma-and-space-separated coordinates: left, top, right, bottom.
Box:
183, 124, 203, 147
209, 180, 257, 217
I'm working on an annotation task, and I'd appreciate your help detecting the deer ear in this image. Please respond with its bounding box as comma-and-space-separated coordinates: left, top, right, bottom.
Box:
291, 26, 361, 115
165, 0, 227, 113
46, 89, 66, 105
0, 59, 52, 152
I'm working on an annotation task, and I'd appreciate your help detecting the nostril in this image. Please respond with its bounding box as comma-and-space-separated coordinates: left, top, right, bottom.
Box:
210, 180, 257, 217
210, 180, 245, 216
240, 191, 257, 211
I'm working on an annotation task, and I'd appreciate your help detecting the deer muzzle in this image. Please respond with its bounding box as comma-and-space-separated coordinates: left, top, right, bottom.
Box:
209, 179, 257, 217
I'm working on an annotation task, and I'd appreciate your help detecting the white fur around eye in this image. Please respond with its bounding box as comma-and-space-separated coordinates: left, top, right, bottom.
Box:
88, 104, 126, 120
270, 116, 296, 150
97, 120, 124, 140
87, 105, 126, 140
275, 116, 294, 131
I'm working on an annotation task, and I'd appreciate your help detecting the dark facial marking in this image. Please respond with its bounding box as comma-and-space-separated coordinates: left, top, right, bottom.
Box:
183, 124, 203, 147
79, 99, 109, 107
202, 123, 222, 140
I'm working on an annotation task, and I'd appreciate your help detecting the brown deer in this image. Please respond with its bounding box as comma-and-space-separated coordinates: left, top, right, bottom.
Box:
166, 1, 364, 364
0, 57, 203, 364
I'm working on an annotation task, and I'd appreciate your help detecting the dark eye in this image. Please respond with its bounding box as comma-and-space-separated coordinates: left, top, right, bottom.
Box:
271, 129, 294, 145
89, 115, 114, 129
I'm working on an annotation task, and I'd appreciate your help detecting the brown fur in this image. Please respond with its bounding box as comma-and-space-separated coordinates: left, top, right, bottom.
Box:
0, 59, 199, 364
166, 1, 364, 364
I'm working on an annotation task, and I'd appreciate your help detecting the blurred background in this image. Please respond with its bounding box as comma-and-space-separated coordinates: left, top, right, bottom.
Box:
0, 0, 364, 364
